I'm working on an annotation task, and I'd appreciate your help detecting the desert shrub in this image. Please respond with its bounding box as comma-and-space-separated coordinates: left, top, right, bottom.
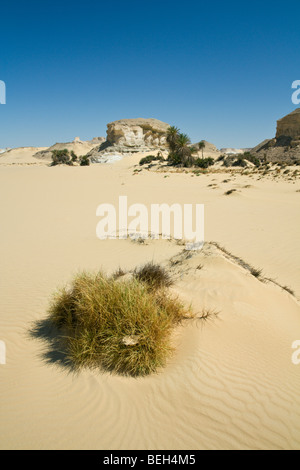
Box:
51, 149, 73, 166
223, 154, 260, 168
112, 267, 127, 280
167, 152, 183, 166
232, 157, 247, 167
223, 156, 235, 167
249, 267, 263, 278
194, 157, 214, 169
167, 153, 214, 169
243, 152, 260, 167
134, 262, 173, 289
224, 189, 237, 195
80, 155, 90, 166
139, 155, 164, 166
217, 155, 225, 161
48, 271, 189, 376
70, 151, 78, 162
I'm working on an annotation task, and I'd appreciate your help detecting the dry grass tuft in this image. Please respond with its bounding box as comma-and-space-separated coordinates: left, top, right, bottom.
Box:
134, 262, 173, 289
282, 285, 295, 296
197, 309, 219, 322
249, 267, 263, 278
48, 270, 189, 376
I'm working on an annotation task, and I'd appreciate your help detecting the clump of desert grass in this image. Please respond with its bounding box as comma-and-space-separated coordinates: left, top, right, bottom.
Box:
112, 267, 127, 280
197, 309, 219, 322
134, 262, 173, 289
281, 285, 295, 296
249, 266, 263, 278
48, 270, 190, 376
210, 242, 263, 280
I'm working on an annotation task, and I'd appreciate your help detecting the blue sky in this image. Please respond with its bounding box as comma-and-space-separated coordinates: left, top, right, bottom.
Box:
0, 0, 299, 149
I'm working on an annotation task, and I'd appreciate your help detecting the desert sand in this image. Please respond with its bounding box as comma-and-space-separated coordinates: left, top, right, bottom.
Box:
0, 147, 48, 165
0, 151, 299, 450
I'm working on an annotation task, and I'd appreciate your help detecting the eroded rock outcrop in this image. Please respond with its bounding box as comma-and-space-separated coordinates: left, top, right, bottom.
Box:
251, 108, 300, 162
106, 118, 169, 148
276, 108, 300, 140
88, 118, 170, 162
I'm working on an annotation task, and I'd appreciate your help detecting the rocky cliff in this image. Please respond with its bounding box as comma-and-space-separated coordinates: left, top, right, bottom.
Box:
251, 108, 300, 162
276, 108, 300, 139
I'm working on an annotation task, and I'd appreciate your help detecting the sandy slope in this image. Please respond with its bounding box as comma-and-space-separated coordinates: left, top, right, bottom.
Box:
0, 147, 48, 165
0, 154, 299, 450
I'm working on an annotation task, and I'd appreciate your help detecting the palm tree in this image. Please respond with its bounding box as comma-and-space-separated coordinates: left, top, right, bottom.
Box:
166, 126, 180, 152
176, 133, 194, 167
198, 140, 206, 159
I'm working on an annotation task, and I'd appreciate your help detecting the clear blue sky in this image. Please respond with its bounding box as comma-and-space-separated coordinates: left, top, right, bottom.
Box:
0, 0, 299, 149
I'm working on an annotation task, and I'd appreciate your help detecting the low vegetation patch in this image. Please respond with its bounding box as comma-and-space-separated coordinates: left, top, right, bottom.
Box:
224, 189, 237, 195
79, 155, 90, 166
210, 242, 264, 280
51, 149, 75, 166
139, 154, 165, 166
223, 152, 261, 169
282, 285, 295, 296
48, 269, 190, 376
232, 157, 248, 167
249, 267, 263, 278
134, 262, 173, 289
243, 152, 260, 167
194, 157, 214, 169
51, 150, 90, 166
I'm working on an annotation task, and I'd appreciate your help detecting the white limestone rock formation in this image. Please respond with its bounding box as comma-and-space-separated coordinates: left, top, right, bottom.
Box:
88, 118, 170, 161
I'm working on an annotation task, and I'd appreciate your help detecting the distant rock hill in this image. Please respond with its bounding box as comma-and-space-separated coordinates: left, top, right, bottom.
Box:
276, 108, 300, 139
33, 137, 105, 161
192, 140, 221, 158
251, 108, 300, 162
220, 148, 251, 155
0, 148, 11, 154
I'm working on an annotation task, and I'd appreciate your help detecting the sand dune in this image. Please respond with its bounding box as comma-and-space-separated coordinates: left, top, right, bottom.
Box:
33, 139, 104, 162
0, 147, 48, 165
0, 155, 299, 449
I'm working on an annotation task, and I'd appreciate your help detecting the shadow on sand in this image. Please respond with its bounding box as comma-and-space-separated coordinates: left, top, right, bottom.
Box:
28, 318, 75, 373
